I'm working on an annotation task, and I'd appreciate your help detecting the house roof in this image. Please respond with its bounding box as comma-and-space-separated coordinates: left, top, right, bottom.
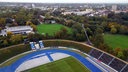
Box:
6, 26, 32, 32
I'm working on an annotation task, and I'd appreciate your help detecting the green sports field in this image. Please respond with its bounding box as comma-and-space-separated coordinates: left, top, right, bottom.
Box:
24, 57, 90, 72
37, 23, 72, 36
104, 34, 128, 49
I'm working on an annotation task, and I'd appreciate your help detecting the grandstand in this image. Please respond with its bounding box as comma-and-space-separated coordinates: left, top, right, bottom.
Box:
89, 48, 128, 72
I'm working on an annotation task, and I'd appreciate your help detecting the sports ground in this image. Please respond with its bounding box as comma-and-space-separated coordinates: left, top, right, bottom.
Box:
24, 57, 90, 72
104, 34, 128, 49
37, 24, 72, 36
0, 48, 103, 72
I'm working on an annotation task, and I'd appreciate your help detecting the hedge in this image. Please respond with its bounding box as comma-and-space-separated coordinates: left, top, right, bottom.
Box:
43, 40, 92, 53
0, 44, 30, 64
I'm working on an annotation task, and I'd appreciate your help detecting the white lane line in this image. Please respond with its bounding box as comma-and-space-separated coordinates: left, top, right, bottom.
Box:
86, 57, 109, 72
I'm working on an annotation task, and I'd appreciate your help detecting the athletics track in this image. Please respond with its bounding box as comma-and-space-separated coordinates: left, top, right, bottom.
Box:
0, 49, 102, 72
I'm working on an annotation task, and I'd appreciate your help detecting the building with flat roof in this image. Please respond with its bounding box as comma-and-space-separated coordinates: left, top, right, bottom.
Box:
112, 5, 117, 11
0, 26, 33, 36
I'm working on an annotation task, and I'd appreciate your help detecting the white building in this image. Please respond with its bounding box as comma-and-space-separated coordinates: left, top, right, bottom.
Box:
112, 5, 117, 11
62, 12, 73, 15
0, 26, 33, 36
32, 4, 35, 9
62, 9, 93, 16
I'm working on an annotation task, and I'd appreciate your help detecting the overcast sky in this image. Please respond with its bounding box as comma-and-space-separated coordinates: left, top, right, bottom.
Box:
0, 0, 128, 3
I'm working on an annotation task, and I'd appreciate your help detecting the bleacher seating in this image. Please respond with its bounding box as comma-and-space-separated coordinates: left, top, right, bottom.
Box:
122, 65, 128, 72
109, 58, 126, 71
89, 49, 102, 59
88, 48, 128, 72
99, 53, 113, 65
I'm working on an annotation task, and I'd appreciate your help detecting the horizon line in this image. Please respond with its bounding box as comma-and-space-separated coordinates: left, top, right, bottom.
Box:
0, 1, 128, 4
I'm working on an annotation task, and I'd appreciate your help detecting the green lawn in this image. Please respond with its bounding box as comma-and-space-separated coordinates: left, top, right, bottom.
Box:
37, 23, 72, 36
24, 57, 90, 72
104, 34, 128, 49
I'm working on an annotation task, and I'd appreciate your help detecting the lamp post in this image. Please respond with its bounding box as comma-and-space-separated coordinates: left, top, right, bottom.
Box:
81, 24, 92, 45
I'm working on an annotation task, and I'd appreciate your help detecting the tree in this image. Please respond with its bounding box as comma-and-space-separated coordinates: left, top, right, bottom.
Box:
7, 31, 13, 36
61, 27, 68, 34
15, 8, 28, 25
45, 13, 50, 19
114, 48, 121, 55
0, 27, 2, 32
117, 51, 124, 59
108, 12, 115, 19
10, 34, 23, 44
72, 23, 82, 33
119, 25, 127, 34
0, 18, 6, 27
110, 27, 117, 34
75, 33, 85, 41
92, 34, 104, 47
101, 21, 108, 31
55, 31, 62, 38
55, 27, 68, 39
123, 49, 128, 60
65, 20, 74, 27
31, 19, 40, 25
12, 15, 17, 19
31, 24, 37, 31
26, 21, 33, 26
95, 28, 103, 34
27, 33, 43, 41
3, 40, 8, 46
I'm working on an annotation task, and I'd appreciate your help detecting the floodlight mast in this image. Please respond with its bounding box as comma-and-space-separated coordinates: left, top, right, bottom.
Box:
81, 24, 92, 45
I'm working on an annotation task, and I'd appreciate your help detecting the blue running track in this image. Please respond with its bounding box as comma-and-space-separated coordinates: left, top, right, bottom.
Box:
46, 53, 54, 62
0, 49, 102, 72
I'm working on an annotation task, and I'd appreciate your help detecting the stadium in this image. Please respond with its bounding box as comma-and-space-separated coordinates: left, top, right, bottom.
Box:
0, 40, 127, 72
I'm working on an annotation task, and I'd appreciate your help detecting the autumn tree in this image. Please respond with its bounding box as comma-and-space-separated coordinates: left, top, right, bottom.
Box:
31, 24, 37, 31
0, 27, 2, 32
26, 21, 33, 26
119, 25, 127, 34
10, 34, 23, 44
110, 27, 117, 34
3, 40, 8, 47
45, 13, 51, 19
7, 31, 13, 37
117, 51, 124, 59
0, 18, 6, 27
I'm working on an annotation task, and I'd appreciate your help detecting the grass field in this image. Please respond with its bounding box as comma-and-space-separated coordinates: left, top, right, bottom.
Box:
37, 23, 72, 36
24, 57, 90, 72
104, 34, 128, 49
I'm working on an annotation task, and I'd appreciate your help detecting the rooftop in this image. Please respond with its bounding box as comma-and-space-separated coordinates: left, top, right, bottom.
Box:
6, 26, 32, 32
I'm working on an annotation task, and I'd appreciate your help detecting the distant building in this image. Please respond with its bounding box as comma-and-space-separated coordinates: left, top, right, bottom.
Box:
39, 15, 45, 24
62, 9, 93, 16
62, 12, 73, 15
44, 18, 56, 24
0, 26, 33, 36
32, 4, 35, 9
44, 20, 56, 24
86, 9, 93, 12
112, 5, 117, 11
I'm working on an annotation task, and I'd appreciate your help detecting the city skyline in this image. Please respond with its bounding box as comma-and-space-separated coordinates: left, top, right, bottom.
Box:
0, 0, 128, 3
